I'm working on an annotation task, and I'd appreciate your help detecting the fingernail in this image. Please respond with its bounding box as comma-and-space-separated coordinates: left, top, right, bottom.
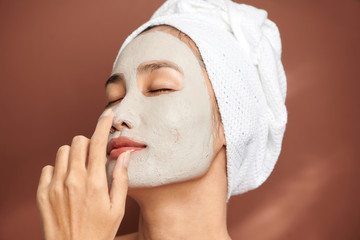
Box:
102, 109, 113, 118
123, 150, 133, 167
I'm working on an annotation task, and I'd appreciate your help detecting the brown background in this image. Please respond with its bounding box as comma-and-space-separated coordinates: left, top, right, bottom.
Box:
1, 0, 359, 239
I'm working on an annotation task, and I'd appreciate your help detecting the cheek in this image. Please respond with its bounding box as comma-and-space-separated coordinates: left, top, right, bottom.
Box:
147, 93, 200, 126
145, 92, 213, 146
144, 99, 186, 146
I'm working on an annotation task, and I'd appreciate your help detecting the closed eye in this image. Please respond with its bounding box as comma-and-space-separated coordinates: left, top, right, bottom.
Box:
105, 88, 173, 108
105, 98, 123, 108
148, 88, 173, 93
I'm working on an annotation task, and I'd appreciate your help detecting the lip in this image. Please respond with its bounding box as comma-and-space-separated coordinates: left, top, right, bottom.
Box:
107, 136, 147, 160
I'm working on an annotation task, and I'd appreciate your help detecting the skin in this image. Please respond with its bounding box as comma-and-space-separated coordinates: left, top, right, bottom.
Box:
37, 25, 230, 240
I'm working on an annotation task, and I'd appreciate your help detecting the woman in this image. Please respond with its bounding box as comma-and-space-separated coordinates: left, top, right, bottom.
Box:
37, 0, 287, 239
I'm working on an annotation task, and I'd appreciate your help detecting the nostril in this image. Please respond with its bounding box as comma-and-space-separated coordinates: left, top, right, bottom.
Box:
121, 121, 131, 129
110, 126, 116, 134
112, 121, 132, 133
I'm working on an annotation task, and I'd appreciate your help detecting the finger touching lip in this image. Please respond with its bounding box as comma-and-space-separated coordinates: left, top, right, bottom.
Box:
109, 146, 145, 159
107, 136, 146, 159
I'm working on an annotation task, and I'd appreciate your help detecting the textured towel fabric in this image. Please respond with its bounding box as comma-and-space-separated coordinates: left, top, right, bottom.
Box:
113, 0, 288, 201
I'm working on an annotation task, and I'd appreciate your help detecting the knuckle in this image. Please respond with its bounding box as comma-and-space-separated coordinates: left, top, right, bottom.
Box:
64, 175, 80, 192
51, 182, 63, 196
49, 183, 63, 202
36, 188, 48, 204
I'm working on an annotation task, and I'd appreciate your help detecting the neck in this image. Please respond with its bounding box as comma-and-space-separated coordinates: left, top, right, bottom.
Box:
128, 148, 231, 240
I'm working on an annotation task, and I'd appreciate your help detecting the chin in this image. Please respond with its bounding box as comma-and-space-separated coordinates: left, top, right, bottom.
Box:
106, 150, 213, 190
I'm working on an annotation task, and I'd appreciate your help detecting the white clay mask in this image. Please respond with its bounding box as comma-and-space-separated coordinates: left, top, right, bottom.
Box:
105, 31, 214, 187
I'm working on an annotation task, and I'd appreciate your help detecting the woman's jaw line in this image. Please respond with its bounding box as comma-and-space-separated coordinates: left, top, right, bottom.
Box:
126, 144, 228, 207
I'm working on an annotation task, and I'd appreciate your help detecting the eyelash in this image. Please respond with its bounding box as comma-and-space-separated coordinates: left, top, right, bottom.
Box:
105, 89, 172, 108
148, 88, 172, 93
105, 98, 123, 108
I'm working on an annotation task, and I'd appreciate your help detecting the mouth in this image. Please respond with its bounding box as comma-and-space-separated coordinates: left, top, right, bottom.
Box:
107, 136, 147, 160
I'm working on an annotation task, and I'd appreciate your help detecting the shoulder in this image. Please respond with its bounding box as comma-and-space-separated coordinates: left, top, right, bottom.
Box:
115, 232, 138, 240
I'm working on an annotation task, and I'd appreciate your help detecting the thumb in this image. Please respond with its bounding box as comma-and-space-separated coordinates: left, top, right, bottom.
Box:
109, 151, 131, 214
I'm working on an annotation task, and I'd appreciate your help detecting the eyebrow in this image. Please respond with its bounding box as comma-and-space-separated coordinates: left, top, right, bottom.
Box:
137, 61, 183, 75
105, 61, 183, 87
105, 73, 124, 87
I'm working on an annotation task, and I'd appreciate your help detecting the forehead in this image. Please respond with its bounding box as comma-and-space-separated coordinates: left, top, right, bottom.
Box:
114, 31, 197, 71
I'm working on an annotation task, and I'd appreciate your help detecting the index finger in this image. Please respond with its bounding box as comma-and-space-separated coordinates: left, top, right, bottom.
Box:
87, 109, 114, 174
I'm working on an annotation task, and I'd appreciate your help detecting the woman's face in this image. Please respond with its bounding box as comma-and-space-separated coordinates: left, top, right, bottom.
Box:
105, 30, 215, 187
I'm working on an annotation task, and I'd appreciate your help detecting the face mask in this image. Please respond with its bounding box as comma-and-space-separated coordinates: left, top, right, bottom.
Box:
106, 31, 214, 187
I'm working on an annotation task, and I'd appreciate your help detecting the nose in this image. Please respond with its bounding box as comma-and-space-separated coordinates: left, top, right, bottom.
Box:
110, 91, 141, 133
112, 120, 132, 133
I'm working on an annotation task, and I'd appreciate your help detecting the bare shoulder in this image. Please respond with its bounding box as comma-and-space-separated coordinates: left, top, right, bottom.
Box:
115, 232, 138, 240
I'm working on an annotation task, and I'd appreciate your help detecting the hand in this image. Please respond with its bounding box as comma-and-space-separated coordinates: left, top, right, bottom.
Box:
37, 109, 130, 240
